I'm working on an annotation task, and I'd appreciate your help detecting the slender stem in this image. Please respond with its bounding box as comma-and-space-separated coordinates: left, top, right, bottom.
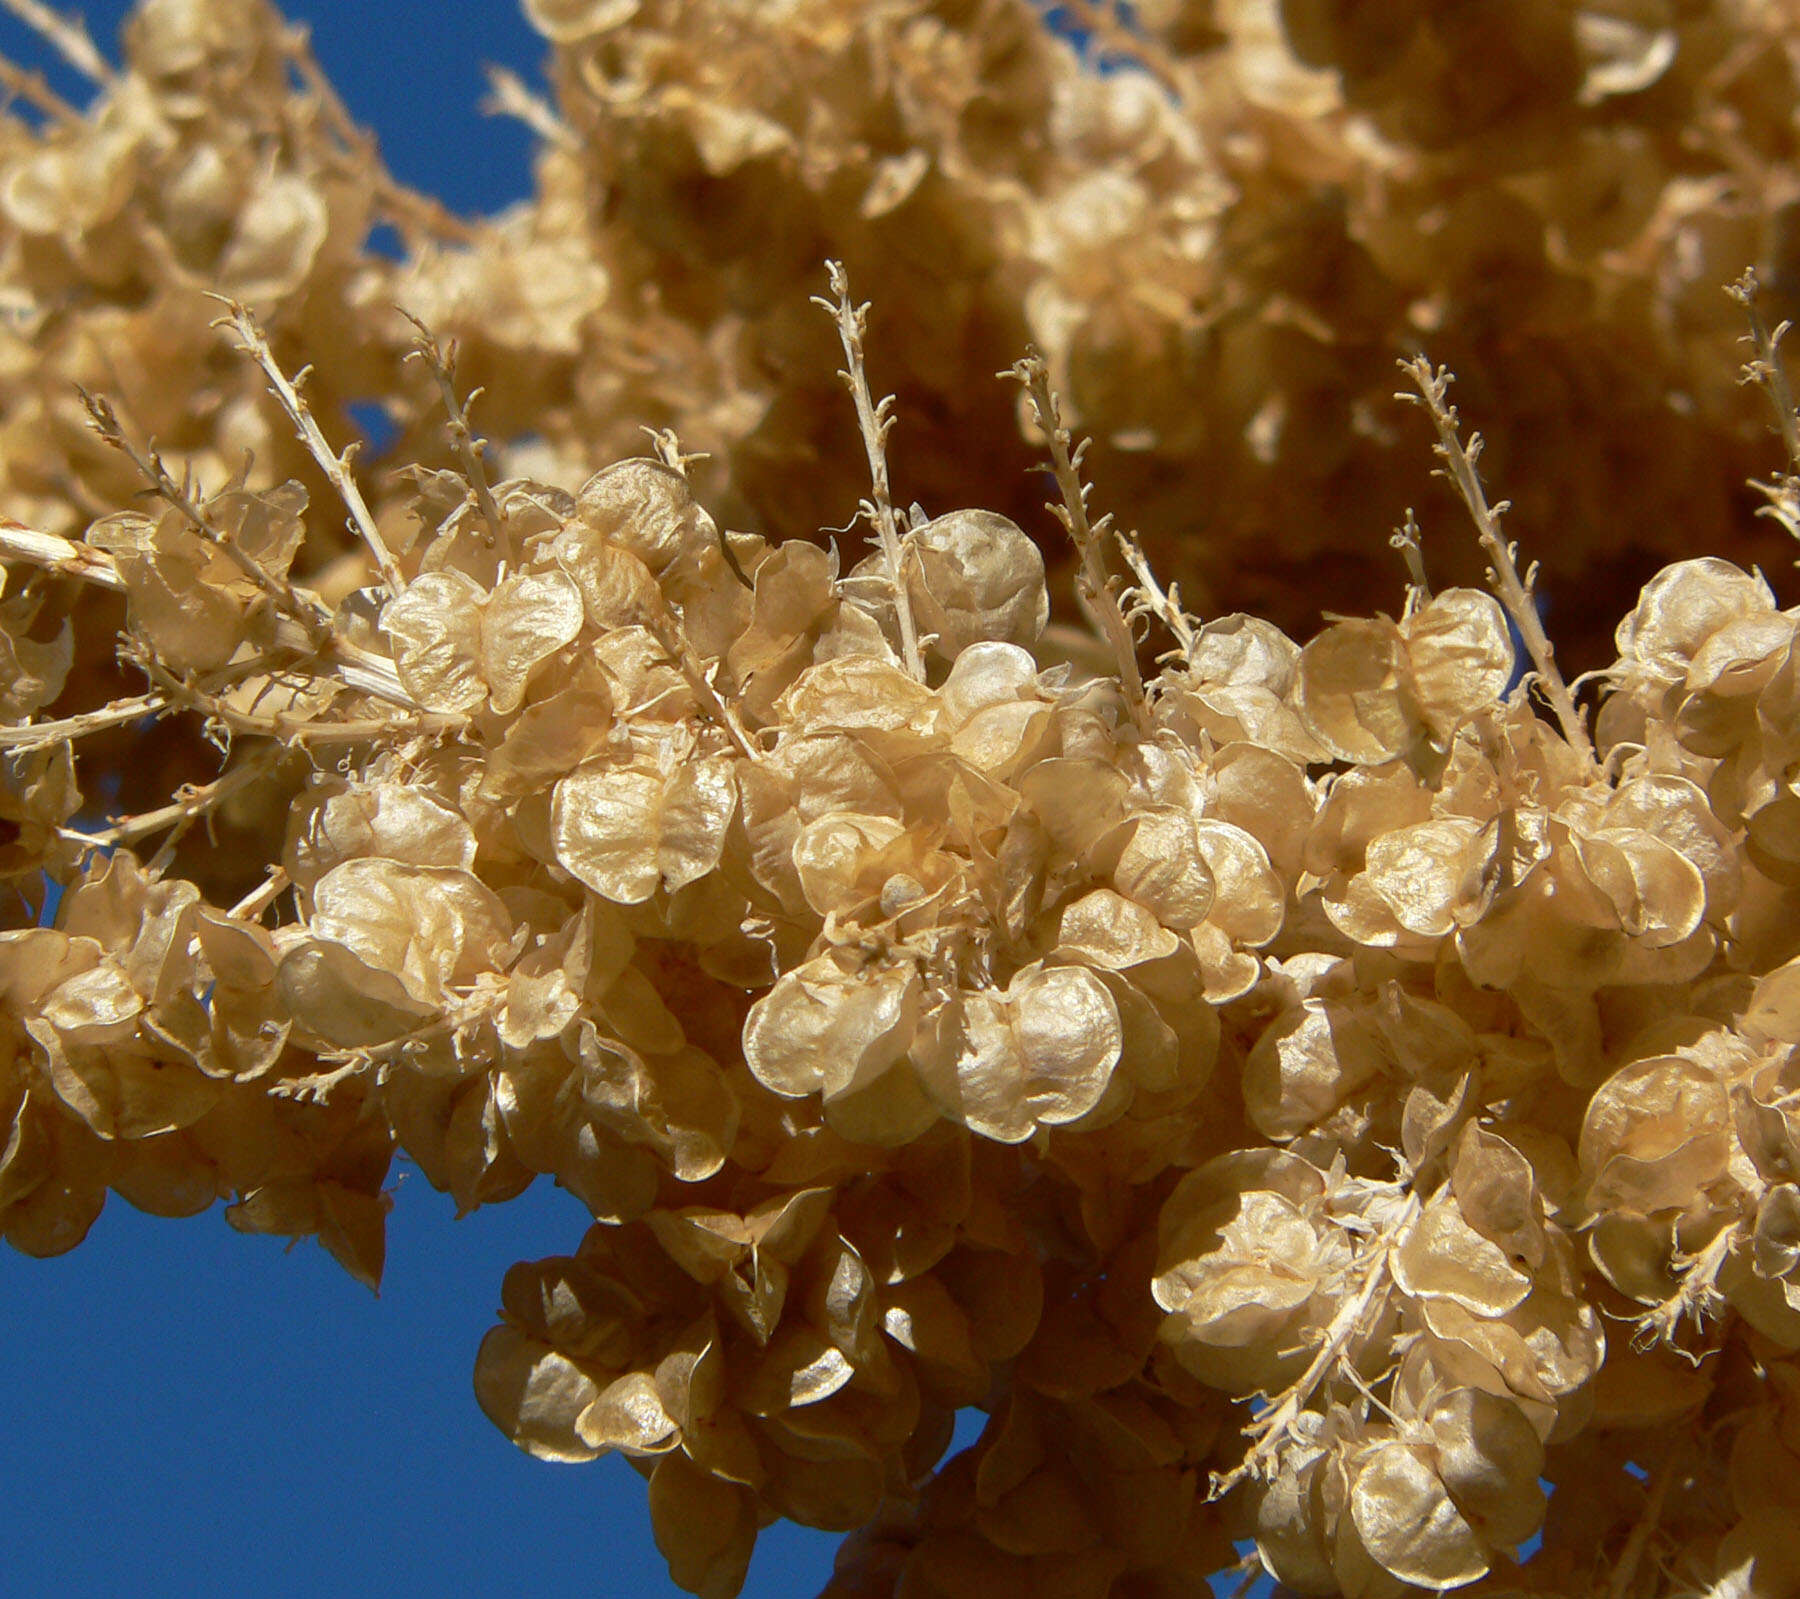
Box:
645, 612, 760, 761
1114, 525, 1199, 667
403, 313, 505, 543
80, 389, 333, 644
1211, 1191, 1421, 1499
0, 516, 125, 591
483, 66, 577, 152
0, 54, 81, 121
1389, 507, 1431, 603
1727, 269, 1800, 543
140, 656, 462, 748
0, 692, 165, 749
0, 0, 113, 85
1398, 358, 1594, 770
1729, 270, 1800, 473
0, 518, 421, 712
214, 300, 406, 594
61, 749, 281, 853
1008, 351, 1148, 723
814, 261, 926, 681
282, 27, 481, 249
229, 865, 289, 922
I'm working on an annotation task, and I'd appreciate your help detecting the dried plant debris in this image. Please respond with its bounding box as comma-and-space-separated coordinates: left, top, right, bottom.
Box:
8, 3, 1800, 1597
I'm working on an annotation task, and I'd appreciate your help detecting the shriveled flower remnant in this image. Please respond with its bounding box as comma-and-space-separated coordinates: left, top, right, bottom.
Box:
7, 5, 1800, 1599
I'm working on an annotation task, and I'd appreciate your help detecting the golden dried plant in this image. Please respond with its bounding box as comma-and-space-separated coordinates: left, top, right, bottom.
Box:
7, 4, 1800, 1597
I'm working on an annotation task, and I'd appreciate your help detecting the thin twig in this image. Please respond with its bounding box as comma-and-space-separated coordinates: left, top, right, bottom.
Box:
644, 612, 761, 761
213, 299, 407, 594
1397, 358, 1594, 769
1727, 269, 1800, 544
282, 27, 481, 249
1210, 1191, 1422, 1500
0, 692, 165, 749
1006, 350, 1149, 723
142, 654, 463, 748
0, 53, 80, 122
1114, 526, 1199, 668
0, 515, 124, 590
228, 865, 289, 922
80, 389, 334, 644
645, 426, 751, 590
0, 518, 423, 712
402, 312, 504, 544
813, 261, 926, 681
1389, 507, 1431, 603
60, 748, 281, 851
0, 0, 113, 85
482, 65, 577, 152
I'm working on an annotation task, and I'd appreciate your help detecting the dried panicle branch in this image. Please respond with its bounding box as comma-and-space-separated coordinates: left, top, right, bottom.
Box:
80, 388, 334, 646
1115, 523, 1200, 666
1211, 1189, 1422, 1499
63, 745, 283, 858
1007, 349, 1148, 717
403, 313, 505, 543
814, 260, 927, 681
0, 53, 79, 123
0, 0, 112, 85
482, 65, 576, 153
1729, 269, 1800, 545
280, 25, 482, 250
213, 298, 406, 594
0, 691, 165, 749
0, 516, 123, 591
1389, 507, 1431, 603
1398, 356, 1595, 767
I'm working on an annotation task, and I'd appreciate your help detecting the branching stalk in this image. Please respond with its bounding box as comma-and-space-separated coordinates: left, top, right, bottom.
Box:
0, 517, 420, 711
139, 656, 461, 748
0, 692, 166, 749
646, 426, 752, 589
1211, 1191, 1421, 1499
1389, 506, 1431, 603
1114, 526, 1199, 668
0, 54, 80, 122
228, 865, 289, 923
1727, 269, 1800, 544
1007, 350, 1149, 723
645, 612, 761, 761
281, 27, 481, 249
0, 0, 113, 84
483, 66, 577, 152
403, 313, 505, 544
80, 389, 334, 645
61, 748, 281, 851
814, 261, 926, 681
1398, 357, 1594, 769
0, 515, 124, 591
214, 300, 407, 594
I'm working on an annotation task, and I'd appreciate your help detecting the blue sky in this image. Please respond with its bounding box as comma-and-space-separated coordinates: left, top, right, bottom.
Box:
0, 4, 847, 1595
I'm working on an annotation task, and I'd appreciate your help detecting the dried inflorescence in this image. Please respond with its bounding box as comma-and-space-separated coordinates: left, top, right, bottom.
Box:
378, 0, 1800, 676
10, 3, 1800, 1597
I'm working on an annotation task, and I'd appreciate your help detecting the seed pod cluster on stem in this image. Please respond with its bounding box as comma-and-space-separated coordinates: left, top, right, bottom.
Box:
5, 5, 1800, 1598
